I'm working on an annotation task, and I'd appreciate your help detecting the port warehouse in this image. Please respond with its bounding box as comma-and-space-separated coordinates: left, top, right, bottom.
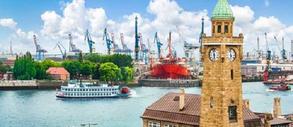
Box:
241, 63, 293, 78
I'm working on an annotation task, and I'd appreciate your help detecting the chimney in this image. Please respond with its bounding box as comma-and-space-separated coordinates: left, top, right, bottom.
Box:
179, 88, 185, 111
273, 97, 282, 118
243, 99, 250, 109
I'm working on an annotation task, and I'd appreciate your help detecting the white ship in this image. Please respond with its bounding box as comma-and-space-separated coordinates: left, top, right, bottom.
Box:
56, 81, 130, 98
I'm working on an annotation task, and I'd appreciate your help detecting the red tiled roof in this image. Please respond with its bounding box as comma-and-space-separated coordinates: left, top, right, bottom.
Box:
46, 67, 69, 75
142, 92, 261, 125
269, 118, 293, 125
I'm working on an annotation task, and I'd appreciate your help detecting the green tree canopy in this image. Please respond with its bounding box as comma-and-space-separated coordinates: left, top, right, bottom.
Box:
13, 52, 36, 80
34, 62, 48, 80
84, 54, 133, 67
0, 62, 10, 73
99, 62, 121, 83
62, 60, 81, 79
121, 67, 134, 83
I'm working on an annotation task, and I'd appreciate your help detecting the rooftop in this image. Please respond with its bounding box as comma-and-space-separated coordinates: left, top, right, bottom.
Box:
46, 67, 69, 75
212, 0, 234, 20
142, 92, 261, 126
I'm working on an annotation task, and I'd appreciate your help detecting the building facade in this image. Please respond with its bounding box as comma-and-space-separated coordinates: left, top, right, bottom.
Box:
200, 0, 245, 126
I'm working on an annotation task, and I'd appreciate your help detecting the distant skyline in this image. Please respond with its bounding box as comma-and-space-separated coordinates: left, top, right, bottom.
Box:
0, 0, 293, 57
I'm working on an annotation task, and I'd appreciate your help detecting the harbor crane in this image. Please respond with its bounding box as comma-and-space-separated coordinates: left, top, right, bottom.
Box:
263, 32, 272, 81
154, 32, 163, 59
103, 28, 113, 55
274, 36, 287, 61
139, 33, 149, 64
33, 35, 47, 61
68, 34, 81, 53
55, 42, 66, 60
111, 33, 120, 53
120, 33, 132, 54
84, 29, 95, 54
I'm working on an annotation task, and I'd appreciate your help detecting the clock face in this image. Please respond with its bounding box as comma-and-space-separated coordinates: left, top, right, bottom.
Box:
209, 48, 219, 61
227, 48, 236, 61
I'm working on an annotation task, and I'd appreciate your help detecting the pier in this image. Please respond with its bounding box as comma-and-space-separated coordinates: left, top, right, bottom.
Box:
0, 80, 65, 90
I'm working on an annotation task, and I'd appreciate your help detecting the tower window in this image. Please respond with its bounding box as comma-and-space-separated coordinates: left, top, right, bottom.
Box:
213, 25, 215, 33
224, 25, 229, 33
231, 70, 234, 80
228, 106, 237, 122
217, 25, 221, 33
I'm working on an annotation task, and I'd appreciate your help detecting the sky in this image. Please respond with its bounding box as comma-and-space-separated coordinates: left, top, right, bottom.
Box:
0, 0, 293, 57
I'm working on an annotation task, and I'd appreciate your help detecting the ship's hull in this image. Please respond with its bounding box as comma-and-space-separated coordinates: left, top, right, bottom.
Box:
151, 63, 190, 79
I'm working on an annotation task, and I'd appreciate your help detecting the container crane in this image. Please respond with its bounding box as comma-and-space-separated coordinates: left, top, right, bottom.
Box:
111, 33, 120, 53
273, 36, 287, 61
84, 29, 95, 54
139, 33, 149, 64
68, 34, 81, 53
154, 32, 163, 59
120, 33, 132, 54
263, 32, 272, 81
33, 35, 47, 61
103, 28, 113, 55
55, 42, 66, 60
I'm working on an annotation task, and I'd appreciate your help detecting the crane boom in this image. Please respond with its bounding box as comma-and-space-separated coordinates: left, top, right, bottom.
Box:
154, 32, 163, 59
84, 29, 95, 54
103, 28, 112, 55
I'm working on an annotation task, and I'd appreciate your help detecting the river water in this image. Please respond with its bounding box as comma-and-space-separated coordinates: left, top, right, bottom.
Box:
0, 82, 292, 127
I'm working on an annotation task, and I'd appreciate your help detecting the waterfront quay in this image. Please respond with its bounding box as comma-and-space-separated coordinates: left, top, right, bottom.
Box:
0, 80, 65, 90
0, 82, 292, 127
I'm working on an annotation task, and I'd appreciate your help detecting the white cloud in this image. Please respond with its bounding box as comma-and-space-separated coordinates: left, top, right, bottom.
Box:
0, 18, 17, 29
2, 0, 293, 58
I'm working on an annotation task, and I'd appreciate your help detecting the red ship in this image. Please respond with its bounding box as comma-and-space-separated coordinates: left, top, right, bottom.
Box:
150, 32, 191, 79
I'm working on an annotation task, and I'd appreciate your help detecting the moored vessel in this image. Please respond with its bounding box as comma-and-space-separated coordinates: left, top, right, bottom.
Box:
56, 81, 130, 98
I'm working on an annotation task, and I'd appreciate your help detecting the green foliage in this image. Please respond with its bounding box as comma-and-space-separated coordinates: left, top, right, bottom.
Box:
34, 62, 47, 80
41, 59, 61, 70
0, 62, 10, 73
80, 61, 95, 77
62, 60, 81, 79
84, 54, 133, 67
92, 63, 100, 79
121, 67, 134, 83
99, 62, 121, 83
13, 52, 36, 80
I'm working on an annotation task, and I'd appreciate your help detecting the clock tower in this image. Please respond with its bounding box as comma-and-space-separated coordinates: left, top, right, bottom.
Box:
200, 0, 244, 127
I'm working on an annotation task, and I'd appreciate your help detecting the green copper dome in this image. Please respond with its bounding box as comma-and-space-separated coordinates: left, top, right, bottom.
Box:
212, 0, 234, 20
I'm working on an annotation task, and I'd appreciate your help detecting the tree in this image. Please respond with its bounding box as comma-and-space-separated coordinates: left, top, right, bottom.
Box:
34, 62, 47, 80
112, 54, 133, 67
92, 63, 100, 79
99, 62, 121, 84
0, 62, 10, 73
121, 67, 134, 83
62, 60, 81, 79
41, 59, 61, 70
13, 52, 36, 80
80, 61, 95, 78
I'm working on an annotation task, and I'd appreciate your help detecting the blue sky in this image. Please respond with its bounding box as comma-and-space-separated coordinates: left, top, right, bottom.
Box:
0, 0, 293, 56
0, 0, 292, 31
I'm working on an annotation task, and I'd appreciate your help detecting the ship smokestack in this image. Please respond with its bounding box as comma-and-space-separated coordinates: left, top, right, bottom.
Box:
179, 88, 185, 111
273, 97, 282, 118
243, 99, 250, 109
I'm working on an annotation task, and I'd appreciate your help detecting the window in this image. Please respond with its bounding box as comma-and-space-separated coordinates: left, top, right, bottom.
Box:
228, 106, 237, 122
164, 124, 176, 127
148, 121, 160, 127
231, 70, 234, 80
217, 25, 221, 33
213, 25, 215, 33
224, 25, 229, 33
